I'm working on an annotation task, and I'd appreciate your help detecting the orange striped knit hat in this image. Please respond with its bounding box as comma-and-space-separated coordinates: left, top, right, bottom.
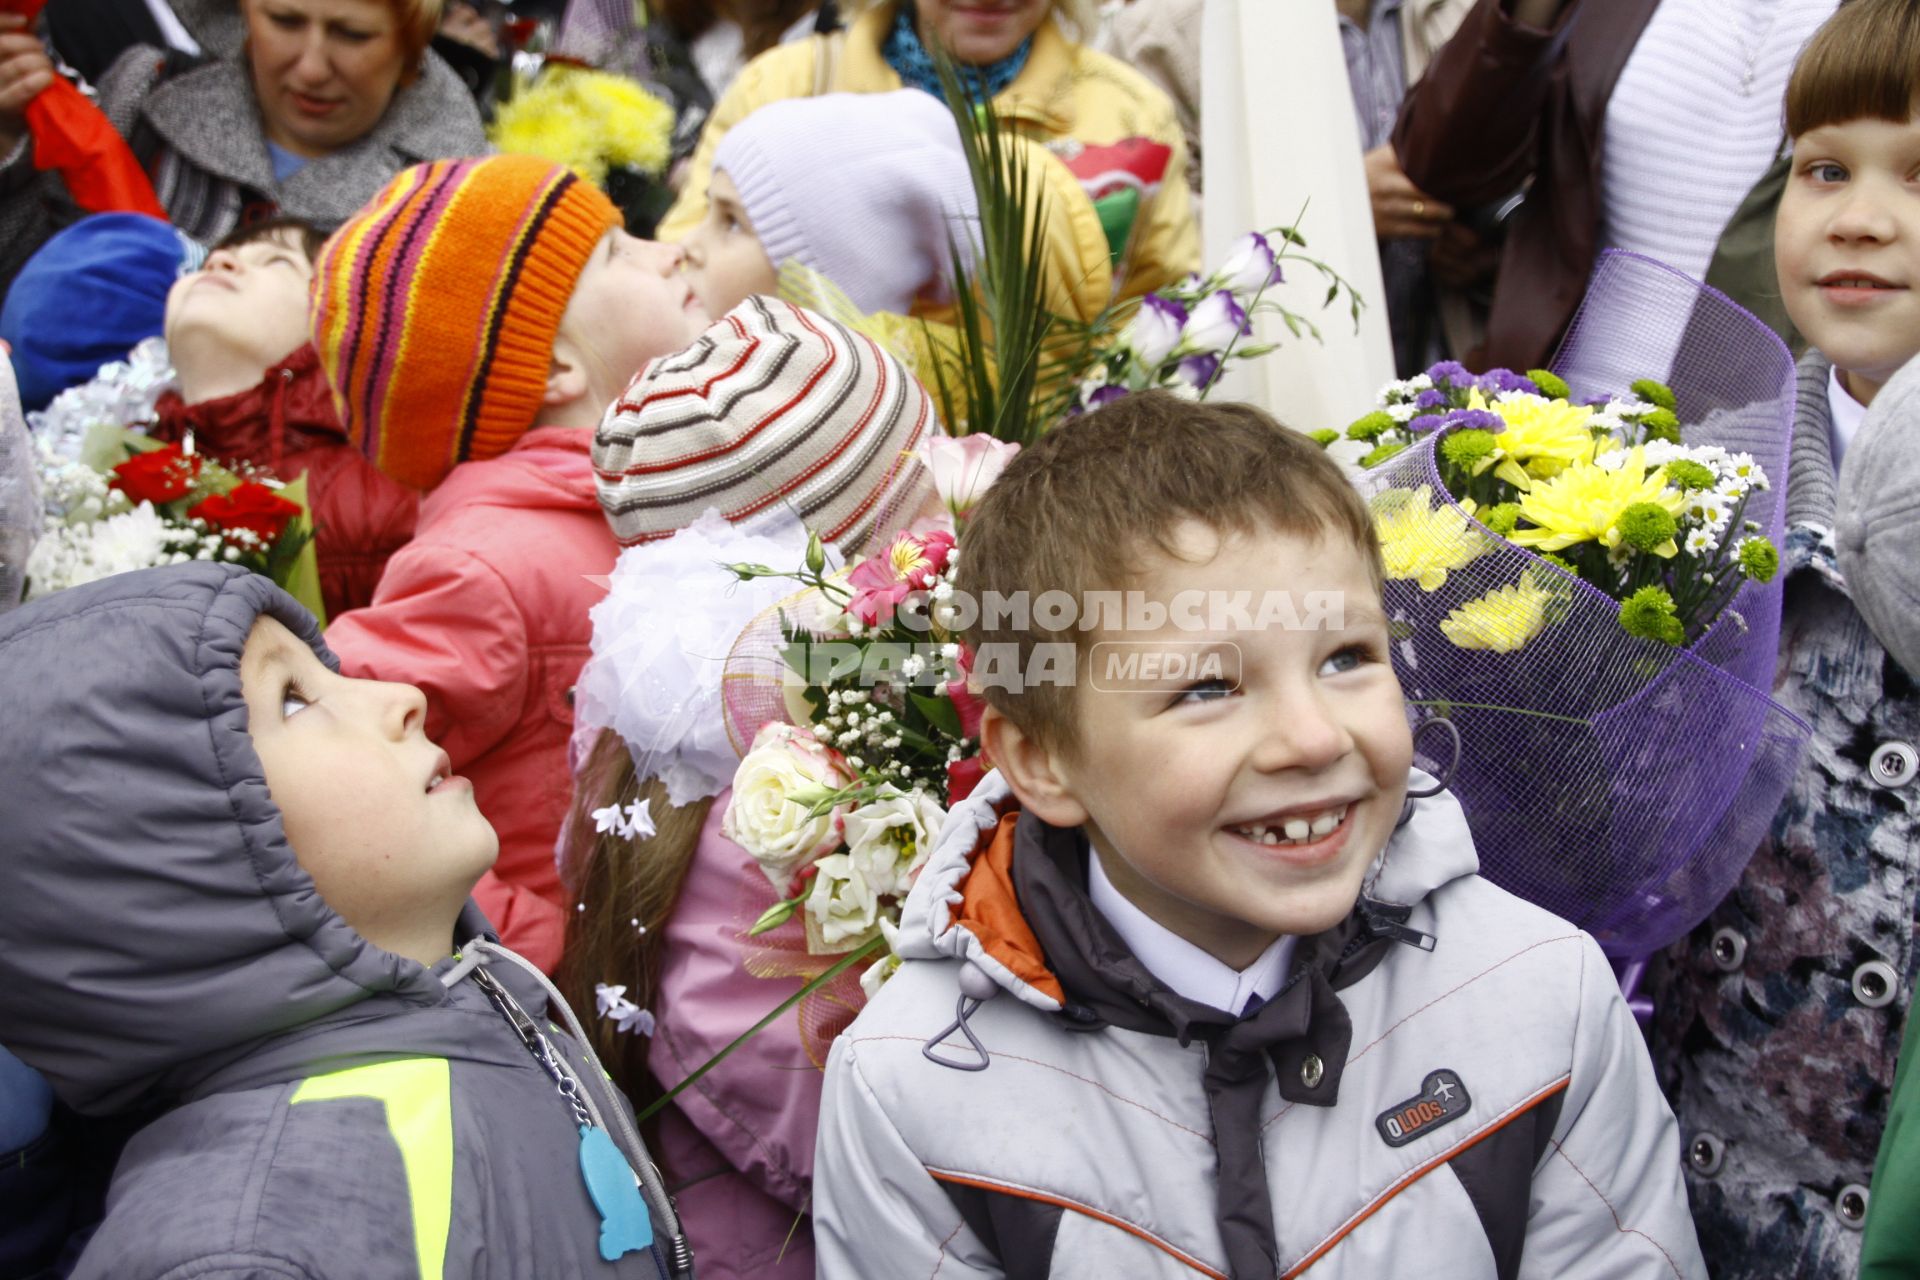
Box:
310, 155, 621, 491
594, 297, 935, 550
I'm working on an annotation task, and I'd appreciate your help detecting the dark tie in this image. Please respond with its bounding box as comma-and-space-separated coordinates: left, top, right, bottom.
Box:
1239, 991, 1266, 1019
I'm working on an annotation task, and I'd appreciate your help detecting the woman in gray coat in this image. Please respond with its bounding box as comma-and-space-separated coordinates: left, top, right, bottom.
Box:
0, 0, 487, 295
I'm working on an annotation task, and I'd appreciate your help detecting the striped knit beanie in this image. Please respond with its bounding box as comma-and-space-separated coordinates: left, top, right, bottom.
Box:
594, 297, 934, 550
310, 155, 621, 491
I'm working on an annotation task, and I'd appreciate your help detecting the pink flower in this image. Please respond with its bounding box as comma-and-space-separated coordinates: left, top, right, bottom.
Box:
847, 529, 957, 626
920, 434, 1020, 519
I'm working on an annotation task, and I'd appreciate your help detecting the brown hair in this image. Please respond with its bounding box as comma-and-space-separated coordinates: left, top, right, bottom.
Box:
954, 391, 1382, 754
556, 729, 715, 1106
1785, 0, 1920, 138
654, 0, 823, 58
241, 0, 443, 81
214, 215, 327, 263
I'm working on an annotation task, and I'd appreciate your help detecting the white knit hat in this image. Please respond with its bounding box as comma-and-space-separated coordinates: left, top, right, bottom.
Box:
713, 90, 979, 316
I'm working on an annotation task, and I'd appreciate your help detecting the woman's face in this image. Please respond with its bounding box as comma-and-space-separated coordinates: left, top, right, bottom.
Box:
242, 0, 409, 159
915, 0, 1050, 66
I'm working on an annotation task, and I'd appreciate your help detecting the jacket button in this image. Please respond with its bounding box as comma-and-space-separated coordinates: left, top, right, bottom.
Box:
1837, 1183, 1870, 1227
1851, 960, 1898, 1009
1710, 927, 1747, 972
1869, 741, 1917, 788
1687, 1132, 1725, 1177
1300, 1054, 1324, 1089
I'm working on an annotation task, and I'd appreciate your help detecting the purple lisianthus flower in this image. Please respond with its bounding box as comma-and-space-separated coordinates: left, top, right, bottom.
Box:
1176, 354, 1221, 390
1085, 384, 1129, 410
1444, 408, 1504, 432
1218, 232, 1283, 294
1476, 368, 1538, 395
1582, 395, 1613, 408
1414, 388, 1449, 410
1123, 294, 1187, 367
1409, 414, 1446, 433
1426, 360, 1471, 387
1181, 290, 1251, 355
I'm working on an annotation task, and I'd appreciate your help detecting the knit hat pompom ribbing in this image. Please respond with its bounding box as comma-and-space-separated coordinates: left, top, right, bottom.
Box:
593, 297, 936, 553
310, 155, 621, 491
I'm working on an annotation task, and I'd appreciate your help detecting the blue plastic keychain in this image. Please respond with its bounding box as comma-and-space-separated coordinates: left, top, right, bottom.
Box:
473, 968, 655, 1262
579, 1125, 654, 1260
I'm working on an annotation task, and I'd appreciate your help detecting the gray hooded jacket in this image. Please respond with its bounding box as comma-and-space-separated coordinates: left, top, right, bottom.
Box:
0, 564, 690, 1280
815, 771, 1705, 1279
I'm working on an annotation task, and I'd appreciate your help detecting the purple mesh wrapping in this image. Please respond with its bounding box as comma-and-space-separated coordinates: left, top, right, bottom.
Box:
1365, 251, 1811, 956
552, 0, 651, 78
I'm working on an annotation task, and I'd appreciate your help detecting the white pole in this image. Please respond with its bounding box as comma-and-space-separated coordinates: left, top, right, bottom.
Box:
1199, 0, 1395, 437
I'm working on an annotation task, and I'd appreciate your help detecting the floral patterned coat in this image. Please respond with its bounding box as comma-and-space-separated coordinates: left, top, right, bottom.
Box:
1653, 352, 1920, 1279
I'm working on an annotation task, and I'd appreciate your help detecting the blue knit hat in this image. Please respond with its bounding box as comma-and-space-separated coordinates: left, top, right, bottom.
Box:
0, 214, 201, 412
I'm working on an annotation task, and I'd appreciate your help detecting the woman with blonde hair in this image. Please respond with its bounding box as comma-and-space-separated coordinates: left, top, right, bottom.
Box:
0, 0, 487, 292
658, 0, 1199, 303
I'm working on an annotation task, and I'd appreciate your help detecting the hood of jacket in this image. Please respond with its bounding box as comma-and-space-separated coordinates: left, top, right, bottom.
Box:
150, 343, 345, 465
420, 425, 601, 523
0, 564, 505, 1114
898, 767, 1481, 1011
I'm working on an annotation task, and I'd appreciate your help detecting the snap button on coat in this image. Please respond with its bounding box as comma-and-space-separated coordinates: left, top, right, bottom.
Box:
1837, 1184, 1870, 1227
1851, 960, 1897, 1009
1710, 928, 1747, 972
1689, 1133, 1725, 1177
1300, 1053, 1324, 1089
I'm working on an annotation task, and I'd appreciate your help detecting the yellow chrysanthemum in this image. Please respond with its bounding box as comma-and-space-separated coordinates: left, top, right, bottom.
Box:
490, 68, 674, 186
1440, 578, 1558, 652
1509, 446, 1684, 553
1484, 391, 1598, 489
1373, 486, 1487, 591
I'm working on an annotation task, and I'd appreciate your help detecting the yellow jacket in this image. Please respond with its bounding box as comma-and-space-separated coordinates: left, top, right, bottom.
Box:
658, 3, 1199, 305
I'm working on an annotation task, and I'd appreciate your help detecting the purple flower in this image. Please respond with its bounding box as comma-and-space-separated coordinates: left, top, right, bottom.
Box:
1218, 232, 1283, 294
1124, 294, 1188, 367
1086, 384, 1129, 409
1476, 368, 1538, 395
1176, 354, 1221, 389
1444, 408, 1504, 432
1409, 414, 1446, 433
1426, 360, 1471, 387
1414, 388, 1449, 410
1180, 290, 1251, 355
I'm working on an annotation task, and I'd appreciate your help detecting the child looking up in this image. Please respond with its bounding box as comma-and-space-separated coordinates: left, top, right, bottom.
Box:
0, 563, 691, 1278
813, 392, 1705, 1277
1651, 3, 1920, 1274
151, 216, 417, 619
311, 155, 713, 973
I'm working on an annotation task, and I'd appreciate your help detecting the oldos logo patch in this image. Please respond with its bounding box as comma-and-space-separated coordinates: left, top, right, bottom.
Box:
1375, 1069, 1471, 1148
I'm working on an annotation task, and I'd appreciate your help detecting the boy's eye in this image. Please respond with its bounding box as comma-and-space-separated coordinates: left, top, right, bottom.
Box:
1807, 161, 1849, 184
1318, 643, 1374, 677
1174, 677, 1235, 706
267, 11, 302, 28
282, 682, 312, 719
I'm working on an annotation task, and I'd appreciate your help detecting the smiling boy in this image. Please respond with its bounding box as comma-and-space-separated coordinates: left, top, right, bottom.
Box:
812, 392, 1704, 1279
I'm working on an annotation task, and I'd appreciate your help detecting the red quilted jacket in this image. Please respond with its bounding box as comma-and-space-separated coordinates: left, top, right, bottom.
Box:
149, 344, 418, 620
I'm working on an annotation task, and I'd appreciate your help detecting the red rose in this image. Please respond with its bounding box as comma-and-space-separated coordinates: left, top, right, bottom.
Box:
946, 755, 988, 805
111, 445, 201, 505
188, 482, 303, 543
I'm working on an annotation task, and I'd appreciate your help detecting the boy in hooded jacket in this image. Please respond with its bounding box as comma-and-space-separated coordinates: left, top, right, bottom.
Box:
0, 562, 693, 1279
812, 392, 1705, 1279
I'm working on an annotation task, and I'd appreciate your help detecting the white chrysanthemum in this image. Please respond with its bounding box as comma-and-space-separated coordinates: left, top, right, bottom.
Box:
1684, 528, 1715, 556
1387, 403, 1419, 423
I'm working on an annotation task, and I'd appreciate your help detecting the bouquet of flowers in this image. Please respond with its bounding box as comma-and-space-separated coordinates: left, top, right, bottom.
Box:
25, 428, 324, 617
1075, 226, 1360, 412
714, 435, 1012, 1010
1345, 252, 1810, 958
488, 64, 675, 234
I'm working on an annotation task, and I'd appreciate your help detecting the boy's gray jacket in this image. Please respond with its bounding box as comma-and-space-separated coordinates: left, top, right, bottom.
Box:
814, 771, 1706, 1279
0, 565, 682, 1280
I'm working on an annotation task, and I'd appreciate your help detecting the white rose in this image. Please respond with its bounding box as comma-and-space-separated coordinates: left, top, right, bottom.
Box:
805, 852, 881, 948
842, 787, 946, 898
722, 723, 854, 891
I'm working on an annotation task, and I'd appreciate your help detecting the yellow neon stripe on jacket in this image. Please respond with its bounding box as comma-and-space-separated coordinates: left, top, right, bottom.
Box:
291, 1058, 453, 1279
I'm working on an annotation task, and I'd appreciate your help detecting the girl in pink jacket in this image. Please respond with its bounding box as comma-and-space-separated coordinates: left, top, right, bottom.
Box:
311, 155, 715, 973
563, 296, 936, 1280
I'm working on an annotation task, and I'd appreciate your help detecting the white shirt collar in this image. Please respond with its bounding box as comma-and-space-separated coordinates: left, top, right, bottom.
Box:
1828, 364, 1869, 466
1087, 852, 1296, 1016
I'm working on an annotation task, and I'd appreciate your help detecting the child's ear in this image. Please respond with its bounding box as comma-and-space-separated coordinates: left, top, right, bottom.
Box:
982, 705, 1089, 829
543, 334, 592, 411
